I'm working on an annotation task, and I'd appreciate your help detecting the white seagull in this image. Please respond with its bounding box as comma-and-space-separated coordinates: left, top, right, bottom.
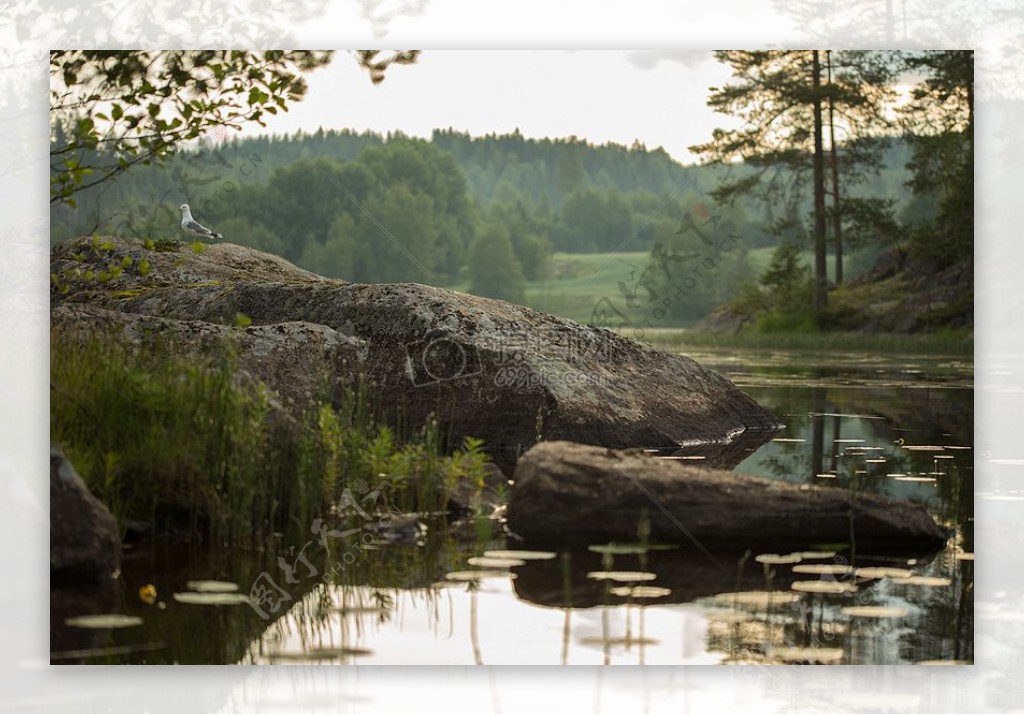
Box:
179, 203, 223, 240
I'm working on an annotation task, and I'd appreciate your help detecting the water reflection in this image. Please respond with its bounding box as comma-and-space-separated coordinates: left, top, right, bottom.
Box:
50, 348, 973, 665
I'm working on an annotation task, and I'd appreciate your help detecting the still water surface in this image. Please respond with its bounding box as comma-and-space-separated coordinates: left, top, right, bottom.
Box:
51, 347, 973, 665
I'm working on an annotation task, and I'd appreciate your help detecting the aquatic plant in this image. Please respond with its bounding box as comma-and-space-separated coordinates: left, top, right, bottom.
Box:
50, 325, 494, 548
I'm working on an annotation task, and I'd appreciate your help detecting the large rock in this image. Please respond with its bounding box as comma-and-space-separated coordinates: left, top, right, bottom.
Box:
51, 237, 781, 462
50, 445, 123, 582
51, 304, 367, 418
508, 441, 948, 552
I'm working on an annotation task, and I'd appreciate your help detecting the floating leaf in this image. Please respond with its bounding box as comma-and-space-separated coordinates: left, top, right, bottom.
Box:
173, 592, 252, 605
65, 614, 143, 629
756, 553, 803, 565
772, 646, 844, 664
897, 576, 952, 587
798, 551, 837, 560
842, 605, 908, 618
445, 570, 517, 581
185, 580, 239, 593
483, 549, 557, 561
711, 591, 800, 608
586, 571, 657, 582
792, 564, 854, 575
431, 580, 468, 590
466, 556, 525, 568
579, 636, 660, 647
609, 585, 672, 598
855, 567, 914, 580
791, 581, 858, 594
269, 647, 372, 661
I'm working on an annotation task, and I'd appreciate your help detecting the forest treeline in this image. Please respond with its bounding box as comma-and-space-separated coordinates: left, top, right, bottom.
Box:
49, 127, 929, 316
49, 50, 971, 328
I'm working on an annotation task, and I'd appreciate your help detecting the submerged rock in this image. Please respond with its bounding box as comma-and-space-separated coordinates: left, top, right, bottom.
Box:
508, 441, 948, 552
51, 237, 780, 458
50, 445, 123, 582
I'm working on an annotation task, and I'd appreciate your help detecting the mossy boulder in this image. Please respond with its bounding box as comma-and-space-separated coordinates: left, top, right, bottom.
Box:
52, 236, 781, 463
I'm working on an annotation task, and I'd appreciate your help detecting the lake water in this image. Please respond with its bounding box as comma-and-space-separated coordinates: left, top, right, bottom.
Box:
50, 346, 973, 665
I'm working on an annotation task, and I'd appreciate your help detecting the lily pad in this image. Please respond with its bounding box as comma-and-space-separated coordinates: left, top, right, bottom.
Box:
64, 614, 143, 629
609, 586, 672, 598
792, 564, 854, 575
585, 571, 657, 582
269, 647, 372, 661
431, 580, 468, 590
185, 579, 239, 593
842, 605, 908, 618
711, 591, 800, 608
445, 570, 517, 581
791, 580, 858, 594
798, 551, 837, 560
579, 636, 660, 647
897, 576, 952, 587
483, 549, 557, 560
173, 591, 253, 606
755, 553, 803, 565
854, 567, 914, 580
772, 646, 844, 664
466, 556, 525, 568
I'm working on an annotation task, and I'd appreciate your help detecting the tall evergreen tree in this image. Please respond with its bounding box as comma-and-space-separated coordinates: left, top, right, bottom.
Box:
692, 50, 897, 313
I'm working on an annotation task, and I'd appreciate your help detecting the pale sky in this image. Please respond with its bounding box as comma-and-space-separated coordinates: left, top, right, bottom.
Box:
239, 50, 744, 164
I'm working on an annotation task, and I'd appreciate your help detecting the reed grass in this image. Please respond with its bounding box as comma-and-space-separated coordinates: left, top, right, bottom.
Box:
50, 325, 491, 547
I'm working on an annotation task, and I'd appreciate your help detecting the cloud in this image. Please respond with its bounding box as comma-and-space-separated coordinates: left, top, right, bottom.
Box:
626, 50, 713, 70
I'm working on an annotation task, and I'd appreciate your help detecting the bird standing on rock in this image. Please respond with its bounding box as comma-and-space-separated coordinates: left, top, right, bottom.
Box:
179, 203, 223, 240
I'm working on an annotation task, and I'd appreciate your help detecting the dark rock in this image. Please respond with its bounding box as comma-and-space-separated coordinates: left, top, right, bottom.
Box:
444, 461, 509, 515
507, 441, 948, 552
52, 236, 781, 455
51, 303, 367, 420
365, 514, 427, 544
50, 445, 123, 582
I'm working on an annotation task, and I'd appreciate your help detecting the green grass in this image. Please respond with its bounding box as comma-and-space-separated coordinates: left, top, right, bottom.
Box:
521, 251, 663, 324
633, 327, 974, 356
484, 249, 849, 326
50, 326, 491, 547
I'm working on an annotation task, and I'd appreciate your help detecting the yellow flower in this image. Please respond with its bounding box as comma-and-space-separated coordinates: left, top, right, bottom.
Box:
138, 584, 158, 605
